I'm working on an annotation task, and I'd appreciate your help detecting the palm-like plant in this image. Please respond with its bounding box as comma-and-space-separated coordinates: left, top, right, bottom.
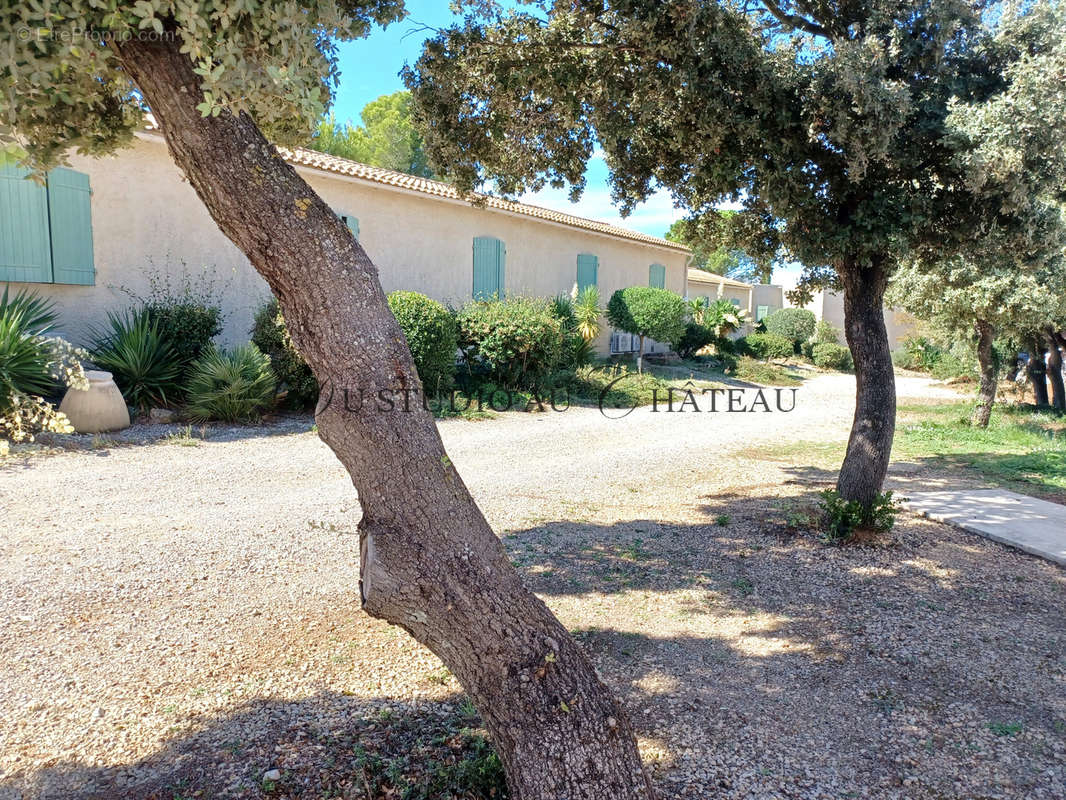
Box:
0, 288, 61, 413
89, 309, 181, 412
705, 298, 748, 337
184, 344, 276, 423
687, 296, 709, 325
574, 286, 602, 341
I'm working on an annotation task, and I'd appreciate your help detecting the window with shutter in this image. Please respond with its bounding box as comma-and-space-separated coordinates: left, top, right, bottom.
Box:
649, 263, 666, 289
756, 305, 770, 321
576, 253, 598, 292
472, 236, 505, 299
338, 213, 359, 240
47, 167, 95, 285
0, 163, 53, 283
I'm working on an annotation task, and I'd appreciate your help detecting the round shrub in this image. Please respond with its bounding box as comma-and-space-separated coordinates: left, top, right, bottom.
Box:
606, 287, 686, 348
387, 291, 458, 397
250, 298, 318, 409
184, 344, 276, 422
672, 322, 715, 359
145, 301, 222, 371
811, 342, 854, 371
812, 319, 840, 345
764, 308, 816, 350
740, 331, 794, 360
456, 297, 564, 390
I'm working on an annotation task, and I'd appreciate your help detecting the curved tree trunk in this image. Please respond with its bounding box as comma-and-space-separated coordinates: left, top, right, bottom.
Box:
1027, 337, 1050, 407
1044, 328, 1065, 411
837, 259, 896, 508
115, 35, 655, 800
971, 319, 997, 428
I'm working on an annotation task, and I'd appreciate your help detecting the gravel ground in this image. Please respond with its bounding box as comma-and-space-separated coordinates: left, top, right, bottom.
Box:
1, 373, 1063, 799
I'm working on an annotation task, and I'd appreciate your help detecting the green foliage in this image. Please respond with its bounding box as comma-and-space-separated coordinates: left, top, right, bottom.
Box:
666, 215, 771, 284
704, 298, 748, 338
387, 291, 458, 397
184, 344, 276, 423
894, 336, 972, 380
118, 265, 225, 375
672, 322, 715, 360
731, 356, 803, 386
813, 320, 841, 345
563, 364, 667, 410
456, 297, 564, 390
0, 289, 57, 407
250, 298, 318, 409
573, 286, 602, 342
819, 489, 899, 542
740, 332, 794, 361
763, 308, 816, 351
89, 309, 181, 413
605, 287, 686, 347
3, 1, 406, 169
310, 91, 436, 177
811, 342, 854, 372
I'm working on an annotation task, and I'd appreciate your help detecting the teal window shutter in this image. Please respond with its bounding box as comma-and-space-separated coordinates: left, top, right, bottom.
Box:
576, 253, 598, 292
756, 304, 770, 321
473, 236, 505, 299
46, 167, 94, 285
0, 162, 53, 283
341, 214, 359, 240
649, 263, 666, 289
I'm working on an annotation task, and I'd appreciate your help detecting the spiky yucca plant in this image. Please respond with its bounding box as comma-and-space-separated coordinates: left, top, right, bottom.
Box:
574, 286, 602, 341
90, 309, 181, 412
184, 344, 276, 423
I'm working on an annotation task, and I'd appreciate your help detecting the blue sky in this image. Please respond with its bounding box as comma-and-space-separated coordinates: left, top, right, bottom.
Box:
330, 1, 688, 240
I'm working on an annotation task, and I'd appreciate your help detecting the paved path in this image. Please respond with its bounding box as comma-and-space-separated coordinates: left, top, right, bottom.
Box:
904, 489, 1066, 566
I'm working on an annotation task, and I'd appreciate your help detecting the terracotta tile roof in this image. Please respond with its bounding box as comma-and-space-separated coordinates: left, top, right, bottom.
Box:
686, 268, 754, 290
279, 146, 690, 253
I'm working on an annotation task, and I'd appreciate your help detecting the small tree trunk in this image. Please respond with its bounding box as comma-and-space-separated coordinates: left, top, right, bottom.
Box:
116, 34, 655, 800
1044, 328, 1065, 411
1028, 337, 1050, 407
637, 334, 646, 374
837, 258, 896, 508
971, 319, 997, 428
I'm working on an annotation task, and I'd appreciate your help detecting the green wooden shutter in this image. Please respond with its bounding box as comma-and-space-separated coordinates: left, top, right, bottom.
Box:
0, 163, 53, 283
756, 304, 769, 321
47, 167, 94, 285
341, 214, 359, 240
576, 253, 598, 292
473, 236, 505, 299
649, 263, 666, 289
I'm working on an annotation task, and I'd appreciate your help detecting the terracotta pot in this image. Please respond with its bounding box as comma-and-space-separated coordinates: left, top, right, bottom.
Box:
58, 370, 131, 433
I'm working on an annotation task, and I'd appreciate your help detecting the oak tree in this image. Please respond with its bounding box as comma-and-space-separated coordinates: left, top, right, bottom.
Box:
404, 0, 1066, 508
1, 3, 655, 798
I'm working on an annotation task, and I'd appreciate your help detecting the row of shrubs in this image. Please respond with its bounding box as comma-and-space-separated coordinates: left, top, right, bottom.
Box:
737, 309, 853, 372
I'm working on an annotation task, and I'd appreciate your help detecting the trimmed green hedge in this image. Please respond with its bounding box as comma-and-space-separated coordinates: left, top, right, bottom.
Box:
811, 342, 854, 371
741, 331, 794, 360
387, 291, 458, 397
456, 297, 564, 389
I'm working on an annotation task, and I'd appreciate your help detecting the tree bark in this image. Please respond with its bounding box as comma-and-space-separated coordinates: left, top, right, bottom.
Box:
114, 34, 655, 800
837, 258, 896, 508
1044, 328, 1065, 411
1027, 337, 1050, 407
971, 319, 997, 428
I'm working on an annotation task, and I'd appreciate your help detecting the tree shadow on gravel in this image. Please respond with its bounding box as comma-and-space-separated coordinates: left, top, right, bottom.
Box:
1, 693, 506, 800
502, 488, 1066, 797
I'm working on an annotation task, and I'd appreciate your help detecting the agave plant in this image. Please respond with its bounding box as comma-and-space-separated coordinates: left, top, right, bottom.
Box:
705, 298, 748, 337
90, 309, 181, 412
184, 344, 276, 423
0, 311, 54, 412
573, 286, 602, 341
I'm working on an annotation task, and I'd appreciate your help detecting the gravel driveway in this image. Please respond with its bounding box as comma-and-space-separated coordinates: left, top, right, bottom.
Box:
1, 373, 1063, 799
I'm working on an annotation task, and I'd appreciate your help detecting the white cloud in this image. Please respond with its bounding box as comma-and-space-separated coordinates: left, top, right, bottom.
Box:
518, 184, 684, 238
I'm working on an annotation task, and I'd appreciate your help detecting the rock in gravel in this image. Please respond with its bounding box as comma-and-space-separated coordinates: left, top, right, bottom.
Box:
148, 408, 176, 424
262, 769, 281, 782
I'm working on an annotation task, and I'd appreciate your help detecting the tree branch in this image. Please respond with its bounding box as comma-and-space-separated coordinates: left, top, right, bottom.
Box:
761, 0, 832, 39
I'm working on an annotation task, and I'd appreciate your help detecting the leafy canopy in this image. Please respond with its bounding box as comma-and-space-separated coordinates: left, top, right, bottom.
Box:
606, 287, 686, 345
666, 213, 772, 284
1, 0, 406, 168
311, 90, 436, 177
405, 0, 1066, 292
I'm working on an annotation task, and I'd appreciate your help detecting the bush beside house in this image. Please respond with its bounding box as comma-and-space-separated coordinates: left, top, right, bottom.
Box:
387, 291, 458, 397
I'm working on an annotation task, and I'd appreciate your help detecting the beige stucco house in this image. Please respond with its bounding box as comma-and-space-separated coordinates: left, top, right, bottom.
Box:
788, 289, 917, 349
1, 130, 690, 355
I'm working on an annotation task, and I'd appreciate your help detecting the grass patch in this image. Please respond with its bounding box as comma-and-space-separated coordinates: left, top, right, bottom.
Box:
730, 356, 804, 386
895, 403, 1066, 501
